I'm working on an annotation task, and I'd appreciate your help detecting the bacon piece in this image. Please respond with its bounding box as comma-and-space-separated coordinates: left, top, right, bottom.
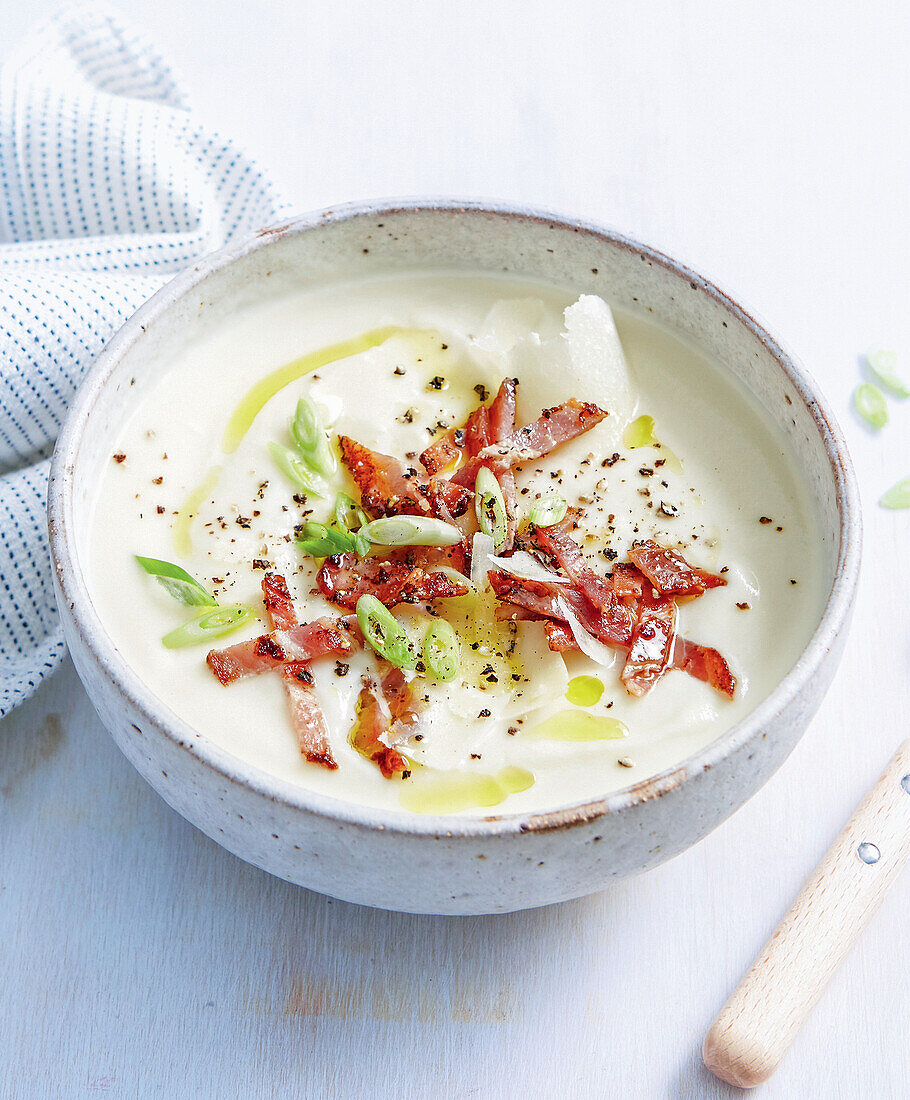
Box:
420, 398, 494, 480
487, 378, 518, 549
611, 563, 646, 600
207, 619, 352, 685
627, 540, 726, 597
620, 596, 677, 697
348, 667, 419, 777
339, 435, 471, 519
281, 662, 337, 769
262, 571, 296, 629
487, 570, 632, 648
544, 620, 576, 650
673, 636, 736, 698
318, 550, 468, 611
262, 573, 336, 769
339, 435, 432, 516
465, 404, 491, 455
419, 435, 462, 475
533, 519, 638, 644
451, 399, 607, 487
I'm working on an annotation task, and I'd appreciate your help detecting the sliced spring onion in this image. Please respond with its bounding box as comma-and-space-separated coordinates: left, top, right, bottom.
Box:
422, 619, 461, 681
135, 556, 217, 607
361, 515, 463, 547
334, 492, 370, 532
268, 442, 324, 496
356, 594, 417, 670
555, 596, 617, 668
867, 348, 910, 399
880, 476, 910, 510
475, 466, 508, 551
487, 550, 570, 584
162, 606, 254, 649
292, 395, 337, 476
529, 492, 568, 528
623, 414, 657, 449
853, 383, 889, 429
296, 521, 370, 558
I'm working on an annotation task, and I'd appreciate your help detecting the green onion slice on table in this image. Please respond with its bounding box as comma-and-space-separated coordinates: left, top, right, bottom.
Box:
880, 476, 910, 510
853, 383, 889, 429
867, 348, 910, 399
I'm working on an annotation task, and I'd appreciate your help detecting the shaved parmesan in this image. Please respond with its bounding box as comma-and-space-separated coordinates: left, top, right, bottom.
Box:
470, 532, 496, 590
487, 551, 570, 585
556, 596, 617, 669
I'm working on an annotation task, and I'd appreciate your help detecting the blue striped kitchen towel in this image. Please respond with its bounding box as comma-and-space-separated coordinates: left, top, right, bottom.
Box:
0, 6, 287, 717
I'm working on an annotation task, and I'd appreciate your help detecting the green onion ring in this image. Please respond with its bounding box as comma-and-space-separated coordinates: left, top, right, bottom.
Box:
162, 606, 255, 649
361, 515, 463, 547
292, 395, 337, 476
529, 492, 568, 528
880, 476, 910, 510
355, 594, 417, 669
474, 467, 508, 551
867, 348, 910, 399
853, 383, 889, 430
135, 556, 217, 607
268, 442, 324, 496
422, 619, 461, 681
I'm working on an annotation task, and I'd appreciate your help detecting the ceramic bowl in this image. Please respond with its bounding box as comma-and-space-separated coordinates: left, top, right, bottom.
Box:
47, 200, 860, 914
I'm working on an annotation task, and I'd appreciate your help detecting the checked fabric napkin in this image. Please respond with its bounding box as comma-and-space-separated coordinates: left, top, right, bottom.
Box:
0, 6, 287, 716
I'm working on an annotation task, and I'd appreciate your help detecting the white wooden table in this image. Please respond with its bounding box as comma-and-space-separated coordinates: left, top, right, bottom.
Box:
3, 2, 909, 1096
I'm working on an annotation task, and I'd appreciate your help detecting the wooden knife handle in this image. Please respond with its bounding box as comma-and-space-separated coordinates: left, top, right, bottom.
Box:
703, 740, 910, 1088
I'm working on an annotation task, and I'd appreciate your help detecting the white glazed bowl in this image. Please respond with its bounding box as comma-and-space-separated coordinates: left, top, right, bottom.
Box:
48, 201, 860, 915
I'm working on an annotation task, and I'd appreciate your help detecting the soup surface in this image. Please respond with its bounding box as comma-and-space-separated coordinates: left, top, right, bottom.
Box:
87, 272, 825, 816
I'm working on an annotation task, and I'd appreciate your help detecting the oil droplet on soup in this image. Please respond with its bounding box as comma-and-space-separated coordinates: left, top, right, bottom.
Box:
526, 711, 628, 742
565, 675, 604, 707
399, 765, 534, 814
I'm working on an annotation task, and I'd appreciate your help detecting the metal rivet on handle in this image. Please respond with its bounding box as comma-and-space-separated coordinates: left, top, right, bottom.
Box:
900, 774, 910, 796
856, 842, 881, 864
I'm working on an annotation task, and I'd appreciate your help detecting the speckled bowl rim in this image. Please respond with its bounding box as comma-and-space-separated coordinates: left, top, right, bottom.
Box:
48, 198, 862, 838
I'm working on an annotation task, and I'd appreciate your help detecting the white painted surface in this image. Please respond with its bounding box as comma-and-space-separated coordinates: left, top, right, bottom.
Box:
2, 1, 908, 1096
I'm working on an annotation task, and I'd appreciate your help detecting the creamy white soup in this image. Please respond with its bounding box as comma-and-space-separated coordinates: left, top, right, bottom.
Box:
87, 272, 825, 816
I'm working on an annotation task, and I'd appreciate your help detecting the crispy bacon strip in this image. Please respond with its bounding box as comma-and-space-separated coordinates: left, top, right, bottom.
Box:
207, 618, 353, 685
281, 662, 337, 769
262, 574, 337, 769
348, 666, 419, 777
465, 404, 491, 455
620, 596, 676, 697
611, 563, 646, 600
533, 516, 638, 641
627, 540, 726, 597
419, 435, 462, 475
339, 435, 471, 519
673, 636, 736, 698
318, 550, 468, 611
487, 570, 632, 648
544, 620, 576, 650
420, 397, 494, 476
451, 399, 607, 487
